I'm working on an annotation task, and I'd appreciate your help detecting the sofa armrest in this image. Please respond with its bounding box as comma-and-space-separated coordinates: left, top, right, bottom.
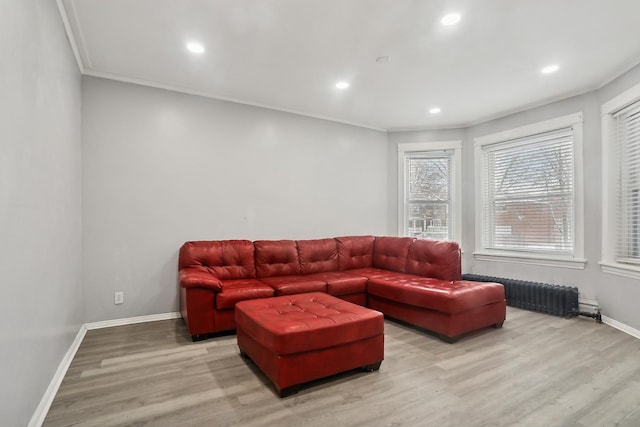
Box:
179, 268, 222, 291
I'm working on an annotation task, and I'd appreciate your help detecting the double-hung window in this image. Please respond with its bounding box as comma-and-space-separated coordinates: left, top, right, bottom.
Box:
398, 141, 461, 242
601, 82, 640, 279
474, 113, 585, 268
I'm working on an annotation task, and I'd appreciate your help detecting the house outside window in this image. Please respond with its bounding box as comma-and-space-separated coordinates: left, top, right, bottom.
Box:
474, 113, 585, 269
398, 141, 461, 243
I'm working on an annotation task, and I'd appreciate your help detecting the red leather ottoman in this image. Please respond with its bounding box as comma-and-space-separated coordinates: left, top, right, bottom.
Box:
235, 292, 384, 397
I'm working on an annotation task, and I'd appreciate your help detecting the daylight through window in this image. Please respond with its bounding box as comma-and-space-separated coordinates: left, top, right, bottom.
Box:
404, 151, 453, 240
398, 141, 461, 243
614, 101, 640, 264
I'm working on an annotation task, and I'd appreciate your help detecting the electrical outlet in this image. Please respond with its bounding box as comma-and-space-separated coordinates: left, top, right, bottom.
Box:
114, 291, 124, 305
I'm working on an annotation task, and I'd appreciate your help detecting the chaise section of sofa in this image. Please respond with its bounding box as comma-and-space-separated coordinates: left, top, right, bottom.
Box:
178, 236, 506, 342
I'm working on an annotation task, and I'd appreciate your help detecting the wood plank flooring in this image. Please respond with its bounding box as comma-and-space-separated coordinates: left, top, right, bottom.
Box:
43, 307, 640, 427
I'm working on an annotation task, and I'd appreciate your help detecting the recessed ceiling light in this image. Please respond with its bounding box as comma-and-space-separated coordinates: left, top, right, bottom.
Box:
541, 64, 559, 74
186, 42, 205, 54
429, 107, 442, 114
441, 13, 461, 26
336, 81, 350, 89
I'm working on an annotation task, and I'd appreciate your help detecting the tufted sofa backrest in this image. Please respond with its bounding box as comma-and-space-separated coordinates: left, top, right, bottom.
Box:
372, 236, 414, 273
179, 236, 462, 282
335, 235, 375, 270
405, 239, 461, 281
179, 240, 256, 279
254, 240, 301, 278
298, 238, 339, 274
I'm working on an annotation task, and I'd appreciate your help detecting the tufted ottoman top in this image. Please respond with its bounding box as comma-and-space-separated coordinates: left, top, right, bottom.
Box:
235, 292, 383, 356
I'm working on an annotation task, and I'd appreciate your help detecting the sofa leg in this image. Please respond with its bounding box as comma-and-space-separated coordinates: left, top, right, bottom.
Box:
239, 348, 251, 360
494, 321, 505, 329
278, 385, 301, 398
439, 334, 459, 344
362, 361, 382, 372
191, 334, 208, 342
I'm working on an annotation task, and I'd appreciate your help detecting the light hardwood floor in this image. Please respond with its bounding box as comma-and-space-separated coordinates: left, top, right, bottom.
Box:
43, 307, 640, 427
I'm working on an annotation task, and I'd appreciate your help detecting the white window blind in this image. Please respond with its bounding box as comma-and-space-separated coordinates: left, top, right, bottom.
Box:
614, 101, 640, 264
482, 127, 575, 254
403, 151, 453, 241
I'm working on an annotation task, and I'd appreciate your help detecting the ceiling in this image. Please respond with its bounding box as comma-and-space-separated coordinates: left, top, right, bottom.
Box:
59, 0, 640, 131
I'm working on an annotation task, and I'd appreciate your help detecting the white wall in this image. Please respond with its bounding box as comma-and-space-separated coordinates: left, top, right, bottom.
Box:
387, 63, 640, 331
81, 77, 388, 322
0, 1, 83, 425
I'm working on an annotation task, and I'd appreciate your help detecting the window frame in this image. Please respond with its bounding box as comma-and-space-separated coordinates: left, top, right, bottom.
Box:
601, 81, 640, 279
473, 113, 586, 269
397, 141, 462, 243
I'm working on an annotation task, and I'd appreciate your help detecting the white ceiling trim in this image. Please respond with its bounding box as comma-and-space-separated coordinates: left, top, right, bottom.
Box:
58, 1, 384, 132
56, 1, 640, 134
386, 88, 595, 132
65, 0, 93, 69
82, 69, 387, 132
596, 57, 640, 91
56, 2, 385, 132
387, 71, 640, 133
56, 0, 85, 74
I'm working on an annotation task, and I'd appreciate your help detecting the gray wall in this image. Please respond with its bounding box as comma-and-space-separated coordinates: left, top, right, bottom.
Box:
81, 77, 389, 322
0, 1, 83, 425
387, 63, 640, 331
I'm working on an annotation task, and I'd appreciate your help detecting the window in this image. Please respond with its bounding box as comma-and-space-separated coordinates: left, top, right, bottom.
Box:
601, 82, 640, 279
474, 113, 585, 269
398, 141, 461, 242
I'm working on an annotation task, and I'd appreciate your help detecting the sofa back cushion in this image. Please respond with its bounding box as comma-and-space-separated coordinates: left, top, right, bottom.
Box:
254, 240, 301, 278
298, 238, 339, 274
179, 240, 256, 279
405, 239, 462, 280
372, 236, 414, 273
336, 236, 375, 270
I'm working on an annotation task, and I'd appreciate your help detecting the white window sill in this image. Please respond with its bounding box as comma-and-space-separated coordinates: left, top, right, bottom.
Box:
473, 250, 587, 270
599, 261, 640, 280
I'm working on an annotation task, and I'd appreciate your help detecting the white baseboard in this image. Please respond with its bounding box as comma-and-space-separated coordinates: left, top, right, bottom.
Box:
575, 298, 640, 341
30, 312, 182, 426
602, 315, 640, 340
85, 312, 181, 330
28, 324, 87, 427
578, 297, 599, 312
578, 297, 598, 306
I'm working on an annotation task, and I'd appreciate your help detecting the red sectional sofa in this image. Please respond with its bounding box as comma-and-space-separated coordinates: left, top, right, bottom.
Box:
179, 236, 506, 343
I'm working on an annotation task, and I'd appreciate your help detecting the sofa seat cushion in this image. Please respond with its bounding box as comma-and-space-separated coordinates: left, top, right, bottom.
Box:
259, 276, 327, 296
367, 277, 505, 314
235, 292, 384, 355
216, 279, 275, 310
303, 272, 368, 296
